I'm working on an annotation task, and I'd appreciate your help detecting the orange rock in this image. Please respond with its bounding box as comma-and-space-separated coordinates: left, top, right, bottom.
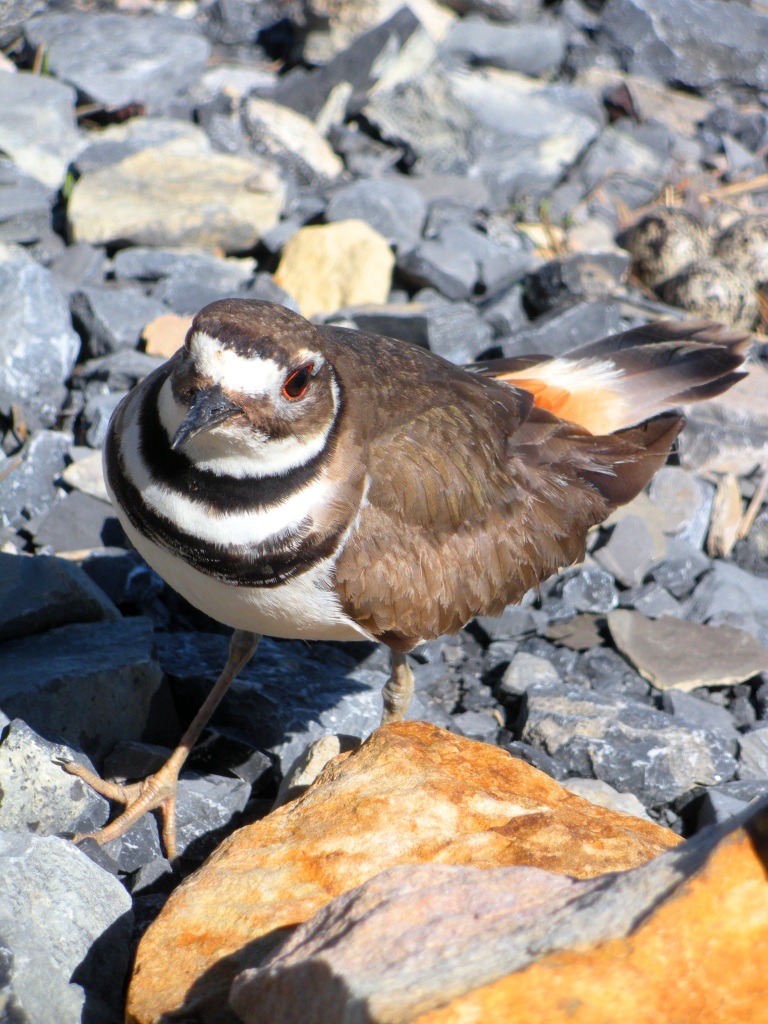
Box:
126, 721, 678, 1024
228, 799, 768, 1024
142, 312, 193, 358
413, 804, 768, 1024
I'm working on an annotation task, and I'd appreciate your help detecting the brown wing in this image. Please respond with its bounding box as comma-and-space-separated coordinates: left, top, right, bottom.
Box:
331, 356, 682, 651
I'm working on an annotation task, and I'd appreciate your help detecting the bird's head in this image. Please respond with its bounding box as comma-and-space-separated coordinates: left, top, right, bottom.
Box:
161, 299, 340, 477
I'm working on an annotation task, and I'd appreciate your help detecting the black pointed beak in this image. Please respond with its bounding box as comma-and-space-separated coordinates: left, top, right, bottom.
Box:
170, 385, 242, 450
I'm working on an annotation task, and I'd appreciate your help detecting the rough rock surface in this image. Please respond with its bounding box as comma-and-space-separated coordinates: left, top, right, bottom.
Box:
126, 722, 678, 1023
230, 798, 768, 1024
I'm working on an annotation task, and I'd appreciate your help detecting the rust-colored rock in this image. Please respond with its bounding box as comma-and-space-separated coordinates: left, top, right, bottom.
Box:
228, 799, 768, 1024
126, 721, 678, 1024
413, 803, 768, 1024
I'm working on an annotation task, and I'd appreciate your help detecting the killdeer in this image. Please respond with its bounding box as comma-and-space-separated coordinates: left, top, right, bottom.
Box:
64, 299, 749, 857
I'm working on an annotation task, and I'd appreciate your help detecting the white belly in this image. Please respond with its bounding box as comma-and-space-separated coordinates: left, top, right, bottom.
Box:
119, 516, 374, 643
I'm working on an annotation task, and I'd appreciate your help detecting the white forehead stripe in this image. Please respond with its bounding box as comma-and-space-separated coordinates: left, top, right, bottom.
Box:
190, 330, 285, 397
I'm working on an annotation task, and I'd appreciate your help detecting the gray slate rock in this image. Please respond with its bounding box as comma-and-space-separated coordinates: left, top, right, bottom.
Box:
114, 245, 255, 291
648, 538, 710, 599
443, 16, 566, 77
0, 245, 80, 431
398, 238, 478, 300
601, 0, 768, 92
738, 727, 768, 781
561, 565, 618, 614
0, 831, 132, 1024
649, 466, 714, 549
0, 159, 55, 244
0, 430, 71, 530
686, 561, 768, 648
476, 604, 546, 642
0, 617, 168, 762
478, 284, 528, 337
326, 178, 427, 255
30, 490, 124, 554
0, 551, 119, 643
577, 646, 650, 702
0, 719, 109, 836
80, 547, 164, 608
661, 691, 739, 756
499, 651, 561, 699
49, 242, 107, 297
364, 63, 600, 209
619, 581, 684, 620
500, 300, 623, 358
416, 296, 494, 363
594, 515, 663, 588
70, 284, 168, 358
0, 72, 83, 190
25, 12, 211, 113
266, 7, 421, 122
521, 681, 737, 805
75, 348, 164, 393
82, 391, 128, 449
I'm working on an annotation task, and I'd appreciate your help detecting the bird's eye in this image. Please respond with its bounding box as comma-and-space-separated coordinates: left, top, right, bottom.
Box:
282, 363, 313, 400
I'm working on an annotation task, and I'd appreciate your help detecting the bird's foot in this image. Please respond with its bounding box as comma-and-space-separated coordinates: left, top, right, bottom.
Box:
56, 753, 183, 861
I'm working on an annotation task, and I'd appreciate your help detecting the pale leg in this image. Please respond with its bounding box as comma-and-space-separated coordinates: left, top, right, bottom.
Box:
59, 630, 261, 861
380, 649, 414, 724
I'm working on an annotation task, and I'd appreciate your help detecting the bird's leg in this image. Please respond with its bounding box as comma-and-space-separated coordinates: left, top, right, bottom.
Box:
60, 629, 261, 861
380, 649, 414, 724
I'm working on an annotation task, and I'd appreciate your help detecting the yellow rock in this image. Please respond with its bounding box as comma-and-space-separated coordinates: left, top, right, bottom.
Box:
275, 219, 395, 318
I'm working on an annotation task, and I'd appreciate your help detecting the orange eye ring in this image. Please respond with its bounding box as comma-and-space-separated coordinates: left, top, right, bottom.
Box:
282, 363, 313, 400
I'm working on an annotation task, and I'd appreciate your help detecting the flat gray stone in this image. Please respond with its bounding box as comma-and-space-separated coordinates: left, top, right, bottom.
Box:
0, 719, 109, 836
602, 0, 768, 92
326, 178, 427, 255
0, 72, 83, 189
661, 691, 739, 754
521, 681, 737, 805
0, 159, 55, 244
648, 466, 714, 549
443, 16, 566, 77
70, 284, 168, 358
25, 11, 211, 113
0, 430, 71, 530
113, 246, 255, 289
0, 831, 132, 1023
562, 777, 651, 821
0, 617, 167, 761
686, 562, 768, 647
500, 300, 623, 358
0, 245, 80, 431
738, 728, 768, 781
363, 62, 600, 208
30, 490, 124, 553
593, 516, 667, 589
608, 609, 768, 692
499, 652, 561, 699
419, 297, 494, 363
0, 551, 119, 643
